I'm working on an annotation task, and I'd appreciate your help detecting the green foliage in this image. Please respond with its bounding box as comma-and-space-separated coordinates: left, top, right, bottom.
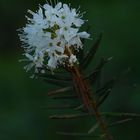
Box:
1, 0, 140, 139
35, 34, 140, 139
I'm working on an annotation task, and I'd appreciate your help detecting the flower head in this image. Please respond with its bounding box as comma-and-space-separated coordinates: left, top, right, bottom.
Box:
18, 1, 90, 73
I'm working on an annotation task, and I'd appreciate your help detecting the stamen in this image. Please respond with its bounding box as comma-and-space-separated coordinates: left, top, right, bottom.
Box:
79, 11, 86, 17
56, 0, 59, 4
49, 0, 53, 6
53, 0, 56, 5
46, 0, 49, 4
76, 5, 81, 12
69, 3, 71, 8
39, 4, 43, 8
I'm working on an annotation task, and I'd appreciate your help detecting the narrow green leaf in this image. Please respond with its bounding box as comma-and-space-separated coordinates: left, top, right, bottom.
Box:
85, 57, 112, 84
56, 132, 103, 137
49, 113, 91, 119
103, 112, 140, 118
85, 69, 100, 81
43, 104, 78, 110
88, 123, 99, 134
49, 112, 140, 119
48, 87, 73, 96
109, 118, 133, 127
84, 60, 104, 85
36, 72, 72, 81
52, 95, 78, 100
40, 78, 72, 87
97, 89, 112, 107
81, 33, 102, 68
95, 78, 115, 107
74, 104, 84, 110
96, 78, 116, 96
78, 48, 84, 63
78, 25, 91, 63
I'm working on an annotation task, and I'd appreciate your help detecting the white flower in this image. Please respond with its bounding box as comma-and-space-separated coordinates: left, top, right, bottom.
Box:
18, 1, 90, 73
69, 54, 77, 66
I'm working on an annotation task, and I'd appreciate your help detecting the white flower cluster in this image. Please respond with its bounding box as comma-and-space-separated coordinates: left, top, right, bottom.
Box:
19, 1, 90, 73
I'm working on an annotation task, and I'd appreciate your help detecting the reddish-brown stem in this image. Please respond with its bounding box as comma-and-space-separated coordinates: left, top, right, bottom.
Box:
69, 66, 113, 140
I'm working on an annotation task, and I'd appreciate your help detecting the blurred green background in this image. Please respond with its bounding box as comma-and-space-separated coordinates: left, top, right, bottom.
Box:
0, 0, 140, 139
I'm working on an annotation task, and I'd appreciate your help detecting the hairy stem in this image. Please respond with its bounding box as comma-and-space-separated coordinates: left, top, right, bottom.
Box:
70, 66, 113, 140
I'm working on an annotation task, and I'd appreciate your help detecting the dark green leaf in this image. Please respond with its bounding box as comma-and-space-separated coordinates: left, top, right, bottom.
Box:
49, 113, 91, 119
85, 57, 113, 86
78, 25, 91, 63
36, 72, 72, 81
88, 122, 99, 134
78, 48, 84, 64
74, 104, 84, 110
56, 132, 103, 137
51, 95, 78, 100
42, 79, 69, 87
97, 89, 112, 107
43, 104, 78, 110
103, 112, 140, 118
109, 118, 133, 127
81, 33, 102, 69
96, 77, 116, 96
48, 87, 73, 96
50, 112, 140, 119
41, 78, 72, 87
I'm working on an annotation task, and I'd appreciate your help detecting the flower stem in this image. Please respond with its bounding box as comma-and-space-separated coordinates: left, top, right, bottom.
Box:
70, 66, 113, 140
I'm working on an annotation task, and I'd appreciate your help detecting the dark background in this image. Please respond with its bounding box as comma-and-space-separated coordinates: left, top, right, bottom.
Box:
0, 0, 140, 140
